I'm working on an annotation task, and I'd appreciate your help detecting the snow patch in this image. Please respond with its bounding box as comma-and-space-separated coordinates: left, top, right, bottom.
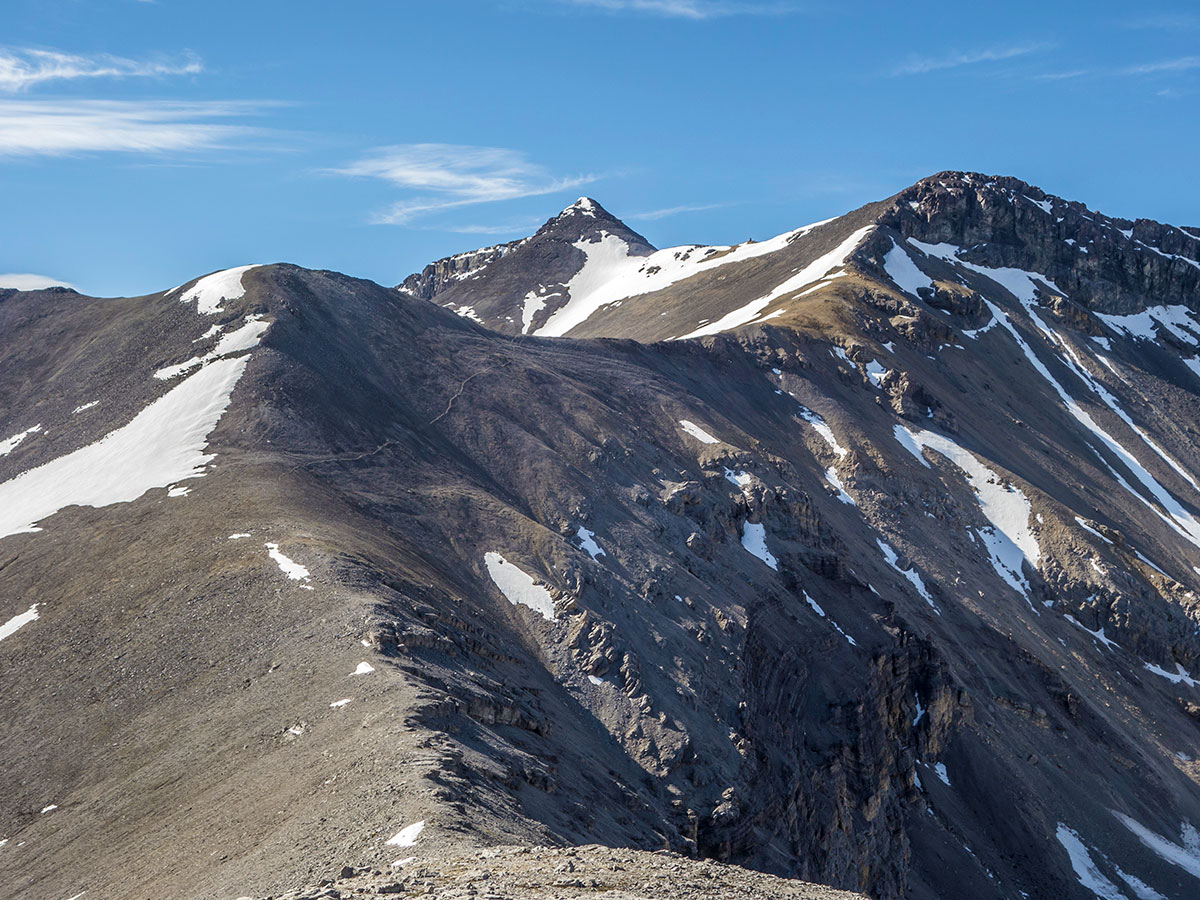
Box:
679, 226, 874, 339
1022, 305, 1200, 494
824, 466, 856, 505
876, 539, 937, 611
72, 401, 98, 414
386, 821, 425, 848
520, 289, 551, 334
1024, 195, 1053, 215
1056, 824, 1131, 900
0, 604, 39, 643
795, 404, 848, 457
450, 304, 483, 324
804, 591, 854, 644
576, 526, 605, 559
0, 356, 251, 541
724, 468, 754, 493
962, 317, 999, 339
679, 420, 720, 444
865, 359, 889, 387
0, 424, 42, 457
1075, 517, 1113, 544
1097, 305, 1200, 346
1065, 615, 1120, 650
154, 315, 269, 380
484, 552, 556, 621
173, 265, 261, 315
265, 543, 312, 583
883, 238, 934, 297
741, 522, 778, 570
1144, 661, 1199, 688
1113, 812, 1200, 881
1114, 867, 1168, 900
352, 662, 375, 675
893, 425, 1039, 604
907, 239, 1065, 303
535, 220, 832, 337
986, 298, 1200, 549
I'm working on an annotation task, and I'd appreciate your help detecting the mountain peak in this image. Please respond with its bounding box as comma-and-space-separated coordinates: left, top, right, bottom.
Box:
562, 196, 601, 218
545, 196, 627, 232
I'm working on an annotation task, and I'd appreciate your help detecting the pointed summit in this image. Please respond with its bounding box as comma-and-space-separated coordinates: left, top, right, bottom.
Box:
562, 197, 600, 218
399, 198, 655, 332
534, 195, 648, 244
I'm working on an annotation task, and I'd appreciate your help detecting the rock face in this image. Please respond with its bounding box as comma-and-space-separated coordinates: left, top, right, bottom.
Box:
399, 240, 521, 302
2, 173, 1200, 900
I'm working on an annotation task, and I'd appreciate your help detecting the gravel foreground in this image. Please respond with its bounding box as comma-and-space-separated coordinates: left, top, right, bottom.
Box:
255, 844, 869, 900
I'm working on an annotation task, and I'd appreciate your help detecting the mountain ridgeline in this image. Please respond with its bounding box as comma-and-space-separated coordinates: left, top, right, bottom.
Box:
2, 173, 1200, 900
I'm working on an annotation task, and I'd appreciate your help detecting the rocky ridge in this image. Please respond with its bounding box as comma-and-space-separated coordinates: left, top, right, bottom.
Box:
1, 174, 1200, 900
261, 844, 867, 900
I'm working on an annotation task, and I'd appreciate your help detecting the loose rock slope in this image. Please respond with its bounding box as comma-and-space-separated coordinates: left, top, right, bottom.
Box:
264, 845, 866, 900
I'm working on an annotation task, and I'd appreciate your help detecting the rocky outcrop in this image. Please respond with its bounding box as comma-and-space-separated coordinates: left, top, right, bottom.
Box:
399, 240, 521, 301
876, 171, 1200, 314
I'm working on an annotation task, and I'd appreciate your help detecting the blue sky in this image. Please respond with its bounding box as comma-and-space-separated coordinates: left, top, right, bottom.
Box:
2, 0, 1199, 296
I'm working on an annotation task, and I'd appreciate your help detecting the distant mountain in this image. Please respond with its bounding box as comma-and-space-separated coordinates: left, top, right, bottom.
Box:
399, 197, 656, 334
404, 173, 1200, 344
3, 173, 1200, 900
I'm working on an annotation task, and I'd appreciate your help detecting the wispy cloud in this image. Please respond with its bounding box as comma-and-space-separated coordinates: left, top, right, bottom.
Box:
628, 202, 726, 221
427, 219, 545, 235
0, 99, 274, 156
1028, 55, 1200, 83
549, 0, 796, 18
0, 273, 74, 290
0, 47, 202, 92
1030, 69, 1092, 81
334, 143, 598, 225
1120, 56, 1200, 75
1120, 13, 1200, 30
891, 43, 1050, 76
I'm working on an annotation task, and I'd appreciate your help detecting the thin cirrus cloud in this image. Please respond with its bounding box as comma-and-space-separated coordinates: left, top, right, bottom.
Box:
628, 202, 726, 221
1033, 56, 1200, 82
1120, 56, 1200, 75
0, 99, 276, 157
1120, 13, 1200, 30
0, 47, 202, 92
548, 0, 797, 18
891, 43, 1051, 76
335, 143, 599, 226
432, 220, 546, 236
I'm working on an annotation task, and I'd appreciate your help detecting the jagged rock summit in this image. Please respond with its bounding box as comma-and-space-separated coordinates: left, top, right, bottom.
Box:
2, 173, 1200, 900
398, 196, 655, 334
